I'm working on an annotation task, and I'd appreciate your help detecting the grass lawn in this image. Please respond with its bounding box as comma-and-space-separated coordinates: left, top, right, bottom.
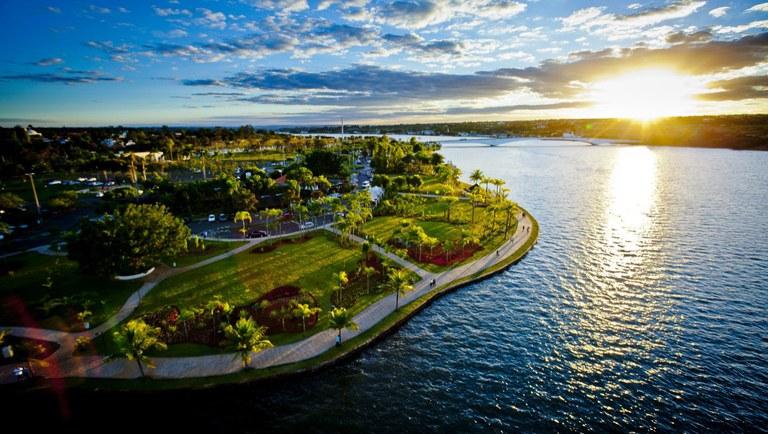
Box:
165, 240, 247, 268
0, 253, 142, 331
92, 232, 406, 356
364, 197, 517, 272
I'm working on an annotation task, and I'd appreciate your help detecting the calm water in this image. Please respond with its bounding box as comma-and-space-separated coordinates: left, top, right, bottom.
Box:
11, 142, 768, 432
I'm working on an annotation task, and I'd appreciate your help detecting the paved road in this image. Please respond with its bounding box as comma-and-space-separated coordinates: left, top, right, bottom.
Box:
3, 215, 534, 380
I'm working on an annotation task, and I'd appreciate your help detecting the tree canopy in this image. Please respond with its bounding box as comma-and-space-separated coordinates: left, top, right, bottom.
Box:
68, 203, 191, 276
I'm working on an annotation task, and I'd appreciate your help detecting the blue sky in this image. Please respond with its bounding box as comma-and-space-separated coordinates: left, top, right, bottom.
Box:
0, 0, 766, 126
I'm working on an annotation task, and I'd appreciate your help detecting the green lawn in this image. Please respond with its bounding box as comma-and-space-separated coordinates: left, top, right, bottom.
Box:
165, 240, 247, 268
0, 253, 142, 331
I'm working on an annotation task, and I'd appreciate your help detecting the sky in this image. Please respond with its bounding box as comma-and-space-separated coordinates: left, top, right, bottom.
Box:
0, 0, 767, 127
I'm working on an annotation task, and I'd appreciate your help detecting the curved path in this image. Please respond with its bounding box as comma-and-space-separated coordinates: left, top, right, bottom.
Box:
3, 215, 534, 380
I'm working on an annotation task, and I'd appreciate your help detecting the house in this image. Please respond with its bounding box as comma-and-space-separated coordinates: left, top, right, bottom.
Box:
126, 151, 164, 161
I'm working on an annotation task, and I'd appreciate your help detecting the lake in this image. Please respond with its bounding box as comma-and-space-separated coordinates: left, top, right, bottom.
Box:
12, 139, 768, 432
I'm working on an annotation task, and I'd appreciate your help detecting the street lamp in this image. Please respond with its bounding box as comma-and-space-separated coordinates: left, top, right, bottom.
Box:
25, 172, 42, 224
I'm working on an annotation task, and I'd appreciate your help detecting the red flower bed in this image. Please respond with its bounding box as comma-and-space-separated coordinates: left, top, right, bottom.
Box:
251, 286, 319, 334
405, 243, 481, 266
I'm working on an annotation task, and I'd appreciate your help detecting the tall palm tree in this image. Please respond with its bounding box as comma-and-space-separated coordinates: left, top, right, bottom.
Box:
469, 169, 484, 187
111, 319, 167, 377
222, 315, 272, 368
362, 266, 376, 294
270, 302, 294, 331
335, 271, 349, 305
292, 303, 321, 333
361, 241, 371, 263
329, 307, 358, 345
234, 210, 252, 237
388, 269, 414, 310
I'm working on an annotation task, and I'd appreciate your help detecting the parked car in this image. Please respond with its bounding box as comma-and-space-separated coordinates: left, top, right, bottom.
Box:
362, 180, 370, 188
218, 213, 227, 222
47, 180, 62, 186
300, 221, 315, 229
248, 230, 268, 238
208, 214, 216, 222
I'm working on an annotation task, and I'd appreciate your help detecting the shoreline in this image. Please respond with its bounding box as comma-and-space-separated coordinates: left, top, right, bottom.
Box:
11, 209, 539, 392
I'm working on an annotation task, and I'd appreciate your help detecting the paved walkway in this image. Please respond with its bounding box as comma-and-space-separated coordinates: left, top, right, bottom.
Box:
4, 216, 534, 380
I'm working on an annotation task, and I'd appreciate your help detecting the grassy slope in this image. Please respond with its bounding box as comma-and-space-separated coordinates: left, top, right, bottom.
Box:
0, 253, 141, 331
165, 240, 247, 268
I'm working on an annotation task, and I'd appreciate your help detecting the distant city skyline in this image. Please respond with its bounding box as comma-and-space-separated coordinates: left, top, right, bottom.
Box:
0, 0, 767, 126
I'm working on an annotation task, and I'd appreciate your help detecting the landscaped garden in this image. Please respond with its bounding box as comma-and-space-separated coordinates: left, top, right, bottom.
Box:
363, 194, 519, 272
91, 231, 416, 357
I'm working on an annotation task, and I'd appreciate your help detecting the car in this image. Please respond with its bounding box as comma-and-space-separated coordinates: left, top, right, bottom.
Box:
47, 180, 62, 186
362, 181, 370, 188
218, 213, 227, 222
95, 192, 104, 198
301, 221, 315, 229
248, 230, 268, 238
208, 214, 216, 222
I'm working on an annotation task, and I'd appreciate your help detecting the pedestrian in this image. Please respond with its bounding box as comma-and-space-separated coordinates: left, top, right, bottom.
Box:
335, 335, 341, 346
496, 250, 499, 256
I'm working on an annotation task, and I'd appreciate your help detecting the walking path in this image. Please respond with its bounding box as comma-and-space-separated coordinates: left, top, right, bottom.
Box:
3, 215, 535, 381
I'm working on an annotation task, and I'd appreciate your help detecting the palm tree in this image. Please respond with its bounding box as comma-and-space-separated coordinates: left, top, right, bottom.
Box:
335, 271, 349, 305
362, 266, 376, 294
387, 269, 414, 310
292, 303, 321, 333
329, 307, 358, 345
206, 296, 233, 338
111, 319, 167, 377
491, 178, 505, 196
361, 241, 371, 263
443, 196, 458, 223
270, 301, 295, 331
179, 306, 202, 340
0, 329, 7, 346
222, 315, 272, 368
469, 190, 483, 224
469, 169, 484, 187
234, 210, 252, 237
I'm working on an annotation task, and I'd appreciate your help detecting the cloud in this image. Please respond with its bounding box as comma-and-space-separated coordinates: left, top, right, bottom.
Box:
715, 20, 768, 34
560, 1, 706, 39
746, 3, 768, 13
480, 32, 768, 98
88, 4, 111, 14
33, 57, 64, 66
185, 64, 523, 105
242, 0, 309, 13
709, 6, 729, 18
47, 6, 61, 14
153, 6, 192, 16
317, 0, 367, 11
698, 75, 768, 101
196, 8, 227, 29
85, 40, 131, 55
0, 71, 122, 84
182, 79, 225, 86
369, 0, 526, 29
665, 30, 712, 44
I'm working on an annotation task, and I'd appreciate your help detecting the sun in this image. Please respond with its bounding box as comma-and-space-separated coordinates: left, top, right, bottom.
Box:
589, 69, 698, 121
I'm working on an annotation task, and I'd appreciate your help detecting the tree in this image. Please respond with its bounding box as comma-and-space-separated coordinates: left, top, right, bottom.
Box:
259, 208, 282, 235
222, 315, 272, 368
48, 190, 77, 211
234, 210, 252, 237
112, 319, 167, 377
68, 203, 191, 276
329, 307, 358, 344
0, 192, 25, 211
387, 269, 413, 310
335, 271, 349, 305
292, 303, 321, 333
206, 296, 233, 338
362, 266, 376, 294
270, 301, 294, 332
361, 241, 371, 263
443, 196, 458, 223
469, 169, 484, 187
